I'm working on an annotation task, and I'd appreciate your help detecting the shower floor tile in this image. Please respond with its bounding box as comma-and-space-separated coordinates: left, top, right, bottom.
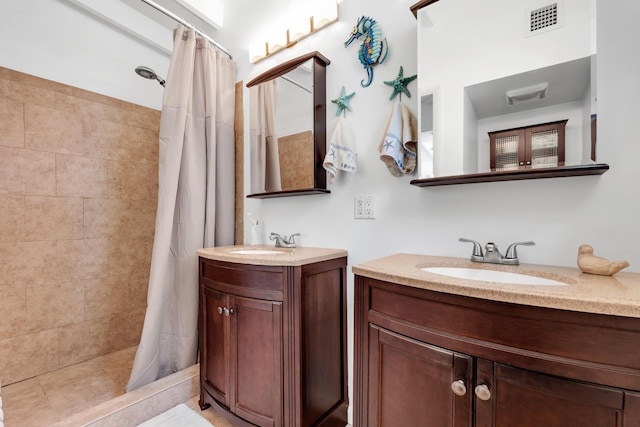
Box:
1, 346, 137, 427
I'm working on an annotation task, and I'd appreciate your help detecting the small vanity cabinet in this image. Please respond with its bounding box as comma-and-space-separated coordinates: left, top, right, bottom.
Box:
353, 255, 640, 427
197, 246, 348, 427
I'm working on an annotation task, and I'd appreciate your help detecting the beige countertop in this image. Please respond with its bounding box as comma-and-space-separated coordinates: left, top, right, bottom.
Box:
352, 254, 640, 318
197, 245, 347, 266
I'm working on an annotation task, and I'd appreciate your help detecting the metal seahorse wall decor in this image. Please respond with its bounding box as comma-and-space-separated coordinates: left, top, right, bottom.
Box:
345, 16, 389, 87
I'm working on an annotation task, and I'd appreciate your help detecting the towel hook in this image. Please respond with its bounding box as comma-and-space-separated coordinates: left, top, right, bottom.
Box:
331, 86, 355, 117
384, 65, 417, 102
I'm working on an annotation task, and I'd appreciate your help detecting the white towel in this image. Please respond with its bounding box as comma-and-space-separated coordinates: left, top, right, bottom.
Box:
323, 116, 357, 183
379, 101, 418, 176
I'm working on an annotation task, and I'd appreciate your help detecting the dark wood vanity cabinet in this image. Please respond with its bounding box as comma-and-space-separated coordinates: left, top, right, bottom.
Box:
200, 286, 283, 426
199, 256, 348, 427
354, 276, 640, 427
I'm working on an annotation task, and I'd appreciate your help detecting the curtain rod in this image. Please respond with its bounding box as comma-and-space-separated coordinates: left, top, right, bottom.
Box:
139, 0, 233, 59
281, 75, 312, 94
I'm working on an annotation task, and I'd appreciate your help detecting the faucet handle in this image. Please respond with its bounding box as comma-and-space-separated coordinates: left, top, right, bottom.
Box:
286, 233, 300, 243
269, 232, 298, 248
505, 241, 536, 260
269, 232, 283, 241
459, 238, 484, 260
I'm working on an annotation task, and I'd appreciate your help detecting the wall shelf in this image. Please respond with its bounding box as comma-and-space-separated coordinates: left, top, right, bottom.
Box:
410, 163, 609, 187
247, 188, 331, 199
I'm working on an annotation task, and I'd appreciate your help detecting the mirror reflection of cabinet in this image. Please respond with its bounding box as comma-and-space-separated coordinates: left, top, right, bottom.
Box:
246, 52, 330, 198
489, 120, 567, 171
409, 0, 609, 187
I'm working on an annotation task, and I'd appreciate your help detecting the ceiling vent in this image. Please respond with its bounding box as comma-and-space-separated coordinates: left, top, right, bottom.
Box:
531, 3, 558, 31
525, 0, 564, 37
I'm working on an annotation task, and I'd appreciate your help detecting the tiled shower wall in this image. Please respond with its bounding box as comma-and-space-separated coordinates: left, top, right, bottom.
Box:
0, 67, 159, 385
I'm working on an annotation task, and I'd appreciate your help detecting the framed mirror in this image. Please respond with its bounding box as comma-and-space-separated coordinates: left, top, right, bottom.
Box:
246, 51, 330, 198
409, 0, 608, 187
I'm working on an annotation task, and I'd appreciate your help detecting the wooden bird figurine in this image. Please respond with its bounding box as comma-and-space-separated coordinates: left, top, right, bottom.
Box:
577, 244, 630, 276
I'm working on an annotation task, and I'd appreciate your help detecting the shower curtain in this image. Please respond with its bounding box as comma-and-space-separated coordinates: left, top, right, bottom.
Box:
249, 80, 282, 193
126, 25, 236, 392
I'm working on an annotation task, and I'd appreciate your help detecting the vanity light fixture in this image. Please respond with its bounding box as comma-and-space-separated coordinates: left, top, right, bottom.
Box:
505, 82, 549, 105
249, 0, 338, 63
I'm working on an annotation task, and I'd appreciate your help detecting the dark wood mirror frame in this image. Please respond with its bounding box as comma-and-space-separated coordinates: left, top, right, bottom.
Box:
408, 0, 609, 188
246, 51, 331, 199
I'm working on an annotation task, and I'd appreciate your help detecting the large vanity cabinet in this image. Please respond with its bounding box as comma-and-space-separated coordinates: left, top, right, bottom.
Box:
353, 256, 640, 427
198, 247, 348, 427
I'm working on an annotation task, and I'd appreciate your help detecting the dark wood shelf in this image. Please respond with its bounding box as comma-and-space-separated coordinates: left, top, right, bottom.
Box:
410, 0, 440, 17
247, 188, 331, 199
410, 163, 609, 187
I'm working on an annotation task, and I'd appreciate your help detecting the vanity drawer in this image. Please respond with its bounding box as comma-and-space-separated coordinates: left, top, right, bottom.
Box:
362, 276, 640, 390
200, 258, 285, 298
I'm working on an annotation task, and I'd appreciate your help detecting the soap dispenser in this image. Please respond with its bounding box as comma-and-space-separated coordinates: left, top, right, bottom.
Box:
247, 213, 261, 245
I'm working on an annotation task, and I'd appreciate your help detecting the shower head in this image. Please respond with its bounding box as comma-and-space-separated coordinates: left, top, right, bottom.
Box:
135, 66, 166, 87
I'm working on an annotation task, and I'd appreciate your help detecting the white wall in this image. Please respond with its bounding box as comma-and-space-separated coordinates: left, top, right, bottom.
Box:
418, 0, 594, 175
245, 0, 640, 270
0, 0, 169, 110
3, 0, 639, 423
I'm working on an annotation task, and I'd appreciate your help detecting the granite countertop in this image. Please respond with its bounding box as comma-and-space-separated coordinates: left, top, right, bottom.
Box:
197, 245, 347, 267
352, 254, 640, 318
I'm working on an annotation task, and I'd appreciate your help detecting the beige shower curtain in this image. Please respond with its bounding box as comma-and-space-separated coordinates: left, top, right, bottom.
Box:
126, 25, 236, 392
249, 80, 282, 193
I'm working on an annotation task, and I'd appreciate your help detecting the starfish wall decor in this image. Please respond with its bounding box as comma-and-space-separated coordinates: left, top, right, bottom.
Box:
384, 66, 417, 101
331, 86, 356, 117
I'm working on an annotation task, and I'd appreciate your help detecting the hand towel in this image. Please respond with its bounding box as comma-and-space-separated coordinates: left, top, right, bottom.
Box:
323, 116, 357, 183
378, 101, 418, 176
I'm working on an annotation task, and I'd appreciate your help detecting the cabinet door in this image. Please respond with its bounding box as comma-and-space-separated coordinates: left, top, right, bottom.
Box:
200, 287, 229, 406
367, 325, 472, 427
475, 360, 624, 427
490, 128, 526, 170
229, 295, 283, 427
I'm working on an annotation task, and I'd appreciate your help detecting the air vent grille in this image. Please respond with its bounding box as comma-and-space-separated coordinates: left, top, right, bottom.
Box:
530, 3, 558, 32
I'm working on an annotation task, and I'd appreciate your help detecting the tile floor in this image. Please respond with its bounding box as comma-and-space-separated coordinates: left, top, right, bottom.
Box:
1, 346, 233, 427
2, 346, 137, 426
184, 397, 234, 427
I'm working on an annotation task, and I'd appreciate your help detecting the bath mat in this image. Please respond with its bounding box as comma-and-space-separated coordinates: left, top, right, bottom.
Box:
138, 403, 213, 427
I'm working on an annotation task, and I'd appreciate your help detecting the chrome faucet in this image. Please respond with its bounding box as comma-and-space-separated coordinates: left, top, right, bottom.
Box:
269, 232, 300, 248
459, 238, 535, 265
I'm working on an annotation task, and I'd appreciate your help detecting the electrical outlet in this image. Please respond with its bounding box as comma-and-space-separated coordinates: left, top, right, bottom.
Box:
355, 195, 376, 219
364, 195, 375, 218
355, 196, 365, 218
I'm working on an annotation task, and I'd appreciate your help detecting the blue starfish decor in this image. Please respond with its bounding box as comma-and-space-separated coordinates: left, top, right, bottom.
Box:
384, 66, 417, 101
331, 86, 356, 117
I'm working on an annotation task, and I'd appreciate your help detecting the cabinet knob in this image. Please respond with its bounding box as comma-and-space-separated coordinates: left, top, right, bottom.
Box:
475, 384, 492, 401
217, 306, 223, 315
451, 380, 467, 396
223, 307, 234, 316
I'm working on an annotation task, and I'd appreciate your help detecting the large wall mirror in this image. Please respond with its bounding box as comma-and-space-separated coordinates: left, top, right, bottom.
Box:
410, 0, 608, 187
246, 51, 330, 198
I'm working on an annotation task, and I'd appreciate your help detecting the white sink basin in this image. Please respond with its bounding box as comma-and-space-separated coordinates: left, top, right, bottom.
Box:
230, 249, 286, 255
421, 267, 568, 286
